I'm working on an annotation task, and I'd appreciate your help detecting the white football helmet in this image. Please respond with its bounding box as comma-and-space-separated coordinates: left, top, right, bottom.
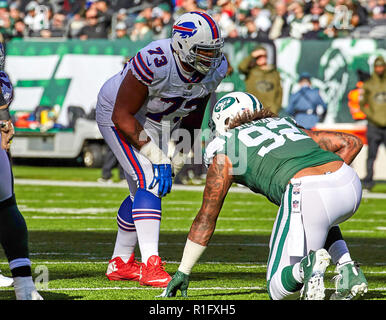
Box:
171, 11, 224, 74
211, 92, 263, 135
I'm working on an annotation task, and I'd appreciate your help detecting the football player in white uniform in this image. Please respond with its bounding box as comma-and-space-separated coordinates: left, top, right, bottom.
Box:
96, 11, 228, 287
0, 43, 43, 299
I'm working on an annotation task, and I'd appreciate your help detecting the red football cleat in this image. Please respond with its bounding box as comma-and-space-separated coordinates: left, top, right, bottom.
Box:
105, 254, 140, 281
139, 255, 172, 287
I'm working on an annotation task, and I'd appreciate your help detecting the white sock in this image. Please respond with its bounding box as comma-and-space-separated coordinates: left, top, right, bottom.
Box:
292, 262, 303, 282
112, 229, 137, 263
13, 276, 39, 300
328, 240, 351, 265
134, 219, 160, 264
337, 252, 352, 265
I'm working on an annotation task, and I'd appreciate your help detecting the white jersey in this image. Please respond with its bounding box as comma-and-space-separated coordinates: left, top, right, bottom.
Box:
96, 38, 228, 138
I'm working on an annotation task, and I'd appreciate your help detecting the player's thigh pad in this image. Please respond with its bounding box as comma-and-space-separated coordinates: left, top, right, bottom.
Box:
0, 149, 13, 202
98, 125, 157, 197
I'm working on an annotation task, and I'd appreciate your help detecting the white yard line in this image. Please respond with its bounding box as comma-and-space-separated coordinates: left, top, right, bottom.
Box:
0, 286, 384, 292
14, 179, 386, 199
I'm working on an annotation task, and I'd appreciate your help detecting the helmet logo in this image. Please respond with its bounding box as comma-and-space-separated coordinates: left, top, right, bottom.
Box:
173, 22, 197, 38
214, 97, 235, 112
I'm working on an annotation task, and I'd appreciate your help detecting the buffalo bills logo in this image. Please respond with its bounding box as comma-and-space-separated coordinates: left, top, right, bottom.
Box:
173, 22, 197, 38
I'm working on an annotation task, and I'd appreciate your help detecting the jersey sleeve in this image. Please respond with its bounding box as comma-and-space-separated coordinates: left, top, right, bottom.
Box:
129, 41, 168, 88
0, 71, 13, 106
204, 136, 226, 167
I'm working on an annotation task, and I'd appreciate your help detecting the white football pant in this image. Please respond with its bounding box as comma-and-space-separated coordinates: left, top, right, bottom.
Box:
267, 163, 362, 300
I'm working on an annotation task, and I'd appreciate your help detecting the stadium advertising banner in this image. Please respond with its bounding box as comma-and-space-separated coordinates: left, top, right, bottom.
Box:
4, 38, 386, 127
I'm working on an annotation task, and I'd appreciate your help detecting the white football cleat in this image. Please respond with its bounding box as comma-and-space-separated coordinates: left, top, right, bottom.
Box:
300, 249, 331, 300
0, 272, 14, 287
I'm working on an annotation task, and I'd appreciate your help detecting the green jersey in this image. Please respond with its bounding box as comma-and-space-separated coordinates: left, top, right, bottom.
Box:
205, 117, 342, 205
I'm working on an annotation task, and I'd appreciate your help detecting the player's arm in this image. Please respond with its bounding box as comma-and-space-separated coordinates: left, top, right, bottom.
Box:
111, 70, 150, 149
303, 129, 363, 165
188, 153, 233, 246
112, 70, 171, 196
161, 154, 233, 298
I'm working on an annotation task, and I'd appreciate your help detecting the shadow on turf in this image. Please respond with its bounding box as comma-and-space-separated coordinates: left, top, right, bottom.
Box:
1, 231, 384, 300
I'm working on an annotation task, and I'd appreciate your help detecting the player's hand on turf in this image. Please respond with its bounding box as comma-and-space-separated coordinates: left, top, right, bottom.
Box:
149, 164, 172, 197
160, 271, 190, 298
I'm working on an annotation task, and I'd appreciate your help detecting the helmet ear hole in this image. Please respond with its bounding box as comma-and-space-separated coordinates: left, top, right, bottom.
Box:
225, 117, 230, 125
178, 42, 183, 50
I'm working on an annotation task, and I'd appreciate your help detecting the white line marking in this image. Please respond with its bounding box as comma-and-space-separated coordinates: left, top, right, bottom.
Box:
0, 286, 385, 293
14, 179, 386, 199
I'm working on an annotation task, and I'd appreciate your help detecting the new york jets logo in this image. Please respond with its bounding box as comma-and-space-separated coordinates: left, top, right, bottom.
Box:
214, 96, 236, 112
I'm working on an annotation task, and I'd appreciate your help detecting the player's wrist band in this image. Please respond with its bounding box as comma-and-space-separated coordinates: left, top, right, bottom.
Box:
0, 107, 11, 121
178, 239, 207, 275
140, 140, 171, 165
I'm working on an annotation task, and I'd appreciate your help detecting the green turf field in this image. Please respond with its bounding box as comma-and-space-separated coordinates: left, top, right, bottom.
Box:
0, 166, 385, 300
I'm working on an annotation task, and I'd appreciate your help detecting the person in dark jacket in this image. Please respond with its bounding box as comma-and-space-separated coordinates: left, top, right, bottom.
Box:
286, 72, 327, 129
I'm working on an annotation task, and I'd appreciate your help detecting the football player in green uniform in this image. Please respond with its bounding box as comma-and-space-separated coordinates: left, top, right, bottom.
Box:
162, 92, 368, 300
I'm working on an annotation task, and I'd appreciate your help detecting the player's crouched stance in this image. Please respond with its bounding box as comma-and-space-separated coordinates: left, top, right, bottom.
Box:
96, 11, 227, 287
162, 92, 368, 300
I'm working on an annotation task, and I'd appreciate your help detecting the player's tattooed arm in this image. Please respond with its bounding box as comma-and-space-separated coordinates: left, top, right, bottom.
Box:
112, 70, 150, 149
188, 154, 233, 246
304, 130, 363, 164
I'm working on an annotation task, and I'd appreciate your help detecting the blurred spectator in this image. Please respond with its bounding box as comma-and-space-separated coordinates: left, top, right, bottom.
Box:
368, 0, 386, 20
216, 0, 238, 38
0, 1, 13, 41
24, 1, 51, 36
40, 11, 67, 38
114, 21, 128, 39
303, 14, 327, 39
347, 69, 370, 121
78, 7, 109, 39
269, 0, 290, 39
250, 1, 271, 39
129, 15, 152, 41
286, 72, 327, 129
12, 18, 27, 39
287, 0, 313, 39
151, 4, 172, 40
158, 2, 173, 29
0, 0, 380, 43
68, 13, 86, 38
9, 2, 23, 22
92, 0, 113, 32
238, 45, 283, 114
360, 56, 386, 191
239, 16, 259, 39
173, 0, 201, 20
